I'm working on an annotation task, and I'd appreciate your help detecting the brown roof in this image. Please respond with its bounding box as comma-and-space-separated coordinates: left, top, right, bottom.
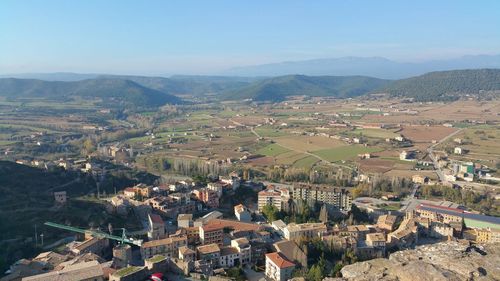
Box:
202, 219, 260, 233
179, 246, 195, 255
265, 252, 295, 269
141, 236, 186, 248
220, 246, 239, 256
22, 260, 103, 281
149, 213, 164, 225
197, 243, 220, 254
366, 232, 386, 242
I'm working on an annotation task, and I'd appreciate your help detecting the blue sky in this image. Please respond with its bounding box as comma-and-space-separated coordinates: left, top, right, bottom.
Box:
1, 0, 499, 75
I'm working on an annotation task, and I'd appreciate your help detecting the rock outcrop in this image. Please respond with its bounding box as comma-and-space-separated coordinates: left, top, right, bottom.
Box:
338, 242, 500, 281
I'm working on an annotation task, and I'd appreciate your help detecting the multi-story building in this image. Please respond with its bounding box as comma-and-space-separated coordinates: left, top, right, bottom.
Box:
258, 189, 282, 211
197, 243, 221, 267
366, 233, 386, 249
219, 246, 240, 268
146, 195, 196, 218
178, 246, 196, 262
185, 226, 200, 244
377, 214, 398, 232
123, 183, 152, 198
265, 252, 296, 281
475, 228, 500, 243
199, 224, 224, 246
415, 204, 464, 225
234, 204, 252, 222
178, 213, 193, 228
283, 222, 327, 241
231, 238, 252, 265
71, 237, 109, 256
193, 188, 220, 208
207, 182, 224, 197
291, 184, 352, 211
148, 213, 165, 240
140, 236, 188, 259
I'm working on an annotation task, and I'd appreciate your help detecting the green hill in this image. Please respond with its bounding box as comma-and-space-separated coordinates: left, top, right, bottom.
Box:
381, 69, 500, 101
219, 75, 390, 101
0, 78, 183, 107
102, 75, 256, 96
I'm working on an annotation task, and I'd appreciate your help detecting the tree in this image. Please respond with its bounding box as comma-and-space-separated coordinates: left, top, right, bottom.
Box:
307, 256, 326, 281
262, 204, 280, 222
319, 204, 329, 223
82, 138, 95, 155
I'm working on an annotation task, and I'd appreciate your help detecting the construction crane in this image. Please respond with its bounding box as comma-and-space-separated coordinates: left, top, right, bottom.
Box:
44, 222, 142, 246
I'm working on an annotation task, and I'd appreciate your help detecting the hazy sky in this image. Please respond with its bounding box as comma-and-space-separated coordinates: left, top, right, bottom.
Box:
1, 0, 500, 75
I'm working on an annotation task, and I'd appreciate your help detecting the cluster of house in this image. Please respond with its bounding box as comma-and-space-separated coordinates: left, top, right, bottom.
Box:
5, 174, 499, 281
112, 173, 242, 219
14, 157, 97, 174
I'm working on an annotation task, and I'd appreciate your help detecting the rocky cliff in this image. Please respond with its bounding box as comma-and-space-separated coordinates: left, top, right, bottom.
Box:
338, 242, 500, 281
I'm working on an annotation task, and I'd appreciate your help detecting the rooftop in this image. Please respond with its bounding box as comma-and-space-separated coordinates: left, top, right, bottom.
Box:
179, 246, 196, 255
141, 236, 187, 248
178, 213, 193, 220
220, 246, 239, 256
113, 266, 143, 277
265, 252, 296, 269
366, 232, 386, 242
149, 213, 164, 225
146, 255, 167, 263
22, 260, 103, 281
197, 243, 221, 254
202, 219, 260, 233
286, 222, 326, 232
418, 203, 500, 225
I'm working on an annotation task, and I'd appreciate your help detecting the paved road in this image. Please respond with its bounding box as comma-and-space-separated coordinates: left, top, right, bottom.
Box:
427, 128, 463, 183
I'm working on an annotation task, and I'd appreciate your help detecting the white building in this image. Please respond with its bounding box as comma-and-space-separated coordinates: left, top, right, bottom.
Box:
219, 246, 240, 268
454, 147, 463, 155
148, 213, 166, 240
283, 223, 327, 241
265, 252, 295, 281
258, 189, 283, 211
231, 238, 252, 265
234, 204, 252, 222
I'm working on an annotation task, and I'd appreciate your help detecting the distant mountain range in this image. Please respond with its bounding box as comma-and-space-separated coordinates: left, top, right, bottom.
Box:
224, 55, 500, 79
0, 69, 498, 105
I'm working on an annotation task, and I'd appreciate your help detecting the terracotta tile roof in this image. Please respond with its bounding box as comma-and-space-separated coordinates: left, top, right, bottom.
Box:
202, 219, 260, 233
220, 246, 239, 256
266, 252, 295, 269
149, 213, 164, 225
366, 232, 386, 242
141, 236, 186, 248
22, 260, 103, 281
197, 243, 220, 254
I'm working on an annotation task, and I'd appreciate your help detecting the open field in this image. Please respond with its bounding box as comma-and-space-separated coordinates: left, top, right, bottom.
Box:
293, 156, 320, 168
257, 143, 290, 157
273, 135, 345, 153
400, 125, 457, 142
313, 145, 383, 162
351, 128, 400, 139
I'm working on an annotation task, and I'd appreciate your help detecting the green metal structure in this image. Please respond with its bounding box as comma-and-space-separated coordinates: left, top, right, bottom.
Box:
44, 221, 142, 246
